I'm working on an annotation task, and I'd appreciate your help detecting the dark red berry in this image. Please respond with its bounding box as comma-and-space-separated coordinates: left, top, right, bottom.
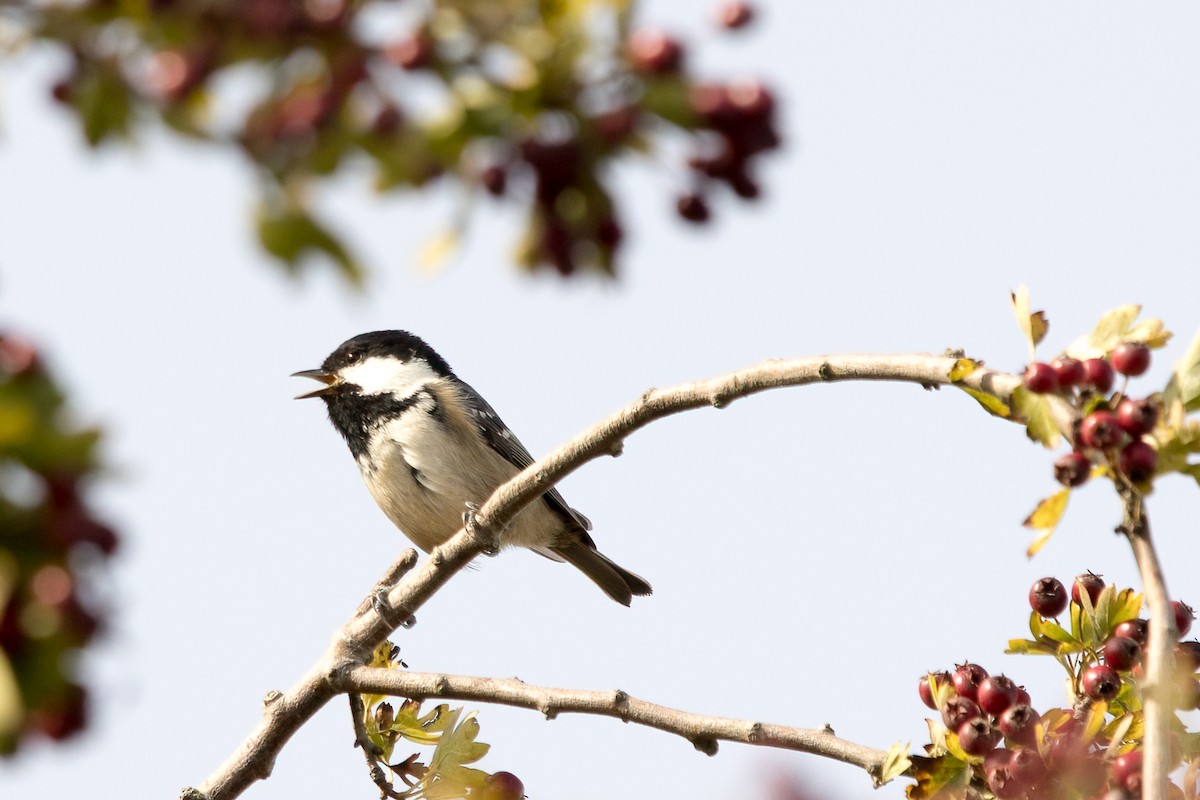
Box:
1023, 362, 1060, 394
1115, 398, 1159, 437
952, 663, 988, 702
676, 192, 710, 223
999, 704, 1041, 746
1081, 664, 1121, 700
957, 717, 998, 756
1009, 747, 1047, 784
919, 671, 951, 710
943, 696, 982, 730
1052, 357, 1085, 388
717, 1, 755, 29
984, 750, 1018, 798
1173, 601, 1195, 637
1053, 452, 1091, 488
1080, 411, 1124, 450
978, 675, 1019, 715
1082, 358, 1116, 393
1030, 577, 1069, 617
627, 29, 683, 74
1112, 343, 1151, 377
984, 747, 1013, 775
1103, 636, 1142, 671
1119, 440, 1158, 482
479, 771, 525, 800
1072, 573, 1105, 607
1014, 685, 1032, 708
1111, 751, 1142, 793
1176, 641, 1200, 672
480, 164, 507, 197
1114, 619, 1148, 644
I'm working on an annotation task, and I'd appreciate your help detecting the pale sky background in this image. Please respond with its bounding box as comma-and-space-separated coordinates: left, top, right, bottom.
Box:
3, 2, 1200, 799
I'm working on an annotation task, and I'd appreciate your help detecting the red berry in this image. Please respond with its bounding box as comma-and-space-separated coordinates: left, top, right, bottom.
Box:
919, 671, 951, 710
676, 192, 710, 223
1115, 398, 1159, 437
957, 717, 998, 756
952, 663, 988, 702
984, 750, 1018, 798
1080, 411, 1124, 449
1111, 751, 1143, 793
1009, 747, 1047, 784
999, 704, 1041, 746
1014, 685, 1032, 708
1030, 577, 1070, 616
1103, 636, 1142, 671
1176, 641, 1200, 672
1114, 618, 1148, 644
943, 696, 982, 730
1052, 357, 1085, 388
1023, 362, 1060, 394
1082, 358, 1116, 393
1112, 343, 1151, 377
1173, 601, 1195, 637
1081, 664, 1121, 700
1072, 573, 1105, 607
1054, 452, 1091, 488
716, 1, 755, 29
479, 771, 525, 800
978, 675, 1019, 715
481, 164, 507, 197
627, 29, 683, 75
1118, 440, 1158, 481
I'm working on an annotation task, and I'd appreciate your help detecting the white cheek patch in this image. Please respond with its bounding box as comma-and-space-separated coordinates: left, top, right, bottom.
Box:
341, 356, 439, 398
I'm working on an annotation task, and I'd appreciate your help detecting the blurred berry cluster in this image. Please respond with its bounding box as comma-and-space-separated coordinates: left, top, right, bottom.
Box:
19, 0, 780, 277
0, 333, 116, 754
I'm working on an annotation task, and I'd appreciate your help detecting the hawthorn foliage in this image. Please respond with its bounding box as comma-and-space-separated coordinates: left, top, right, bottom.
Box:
7, 0, 780, 278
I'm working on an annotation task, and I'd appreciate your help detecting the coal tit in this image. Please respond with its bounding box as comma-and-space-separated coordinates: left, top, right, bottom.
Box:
294, 331, 652, 605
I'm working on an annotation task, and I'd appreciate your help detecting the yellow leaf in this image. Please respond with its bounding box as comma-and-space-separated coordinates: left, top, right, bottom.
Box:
417, 230, 460, 273
1127, 317, 1173, 348
959, 386, 1012, 418
1023, 489, 1070, 557
1011, 286, 1050, 358
1064, 304, 1169, 359
0, 650, 21, 741
880, 741, 913, 786
1164, 326, 1200, 413
948, 358, 979, 382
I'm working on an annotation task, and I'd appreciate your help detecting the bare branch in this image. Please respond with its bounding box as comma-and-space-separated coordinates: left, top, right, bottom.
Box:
336, 666, 891, 778
185, 353, 1023, 800
1119, 491, 1173, 800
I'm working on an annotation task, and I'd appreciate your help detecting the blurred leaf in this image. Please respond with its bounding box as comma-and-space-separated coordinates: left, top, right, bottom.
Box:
417, 229, 461, 274
1022, 488, 1069, 557
1011, 286, 1049, 358
1011, 385, 1062, 448
958, 386, 1011, 418
1066, 304, 1172, 359
256, 203, 362, 284
0, 650, 21, 745
1164, 326, 1200, 414
880, 741, 913, 786
907, 754, 970, 800
76, 68, 133, 146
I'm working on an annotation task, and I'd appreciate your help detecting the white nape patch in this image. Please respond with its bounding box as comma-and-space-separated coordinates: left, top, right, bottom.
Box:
340, 356, 439, 399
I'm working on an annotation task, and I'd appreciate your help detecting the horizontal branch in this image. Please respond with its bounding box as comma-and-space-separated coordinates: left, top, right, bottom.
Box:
336, 666, 889, 777
187, 353, 1026, 799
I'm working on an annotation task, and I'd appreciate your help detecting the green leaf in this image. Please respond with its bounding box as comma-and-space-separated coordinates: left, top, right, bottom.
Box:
879, 741, 913, 786
1006, 638, 1058, 655
1038, 619, 1078, 647
1110, 588, 1144, 627
256, 202, 363, 285
1022, 489, 1070, 556
1164, 326, 1200, 414
1011, 286, 1049, 358
1011, 385, 1062, 448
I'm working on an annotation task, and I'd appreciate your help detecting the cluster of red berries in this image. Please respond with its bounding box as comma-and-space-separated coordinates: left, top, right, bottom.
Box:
0, 333, 117, 754
1022, 343, 1159, 486
918, 573, 1199, 799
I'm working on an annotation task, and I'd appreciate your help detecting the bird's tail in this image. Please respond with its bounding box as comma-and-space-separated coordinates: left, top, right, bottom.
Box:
554, 541, 653, 606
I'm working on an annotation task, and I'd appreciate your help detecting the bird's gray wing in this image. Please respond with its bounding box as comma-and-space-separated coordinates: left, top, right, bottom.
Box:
458, 381, 594, 535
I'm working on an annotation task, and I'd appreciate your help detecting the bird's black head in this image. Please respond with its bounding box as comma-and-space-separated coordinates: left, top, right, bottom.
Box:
319, 330, 454, 378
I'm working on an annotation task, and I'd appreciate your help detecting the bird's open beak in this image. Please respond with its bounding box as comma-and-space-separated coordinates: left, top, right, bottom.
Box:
292, 369, 339, 399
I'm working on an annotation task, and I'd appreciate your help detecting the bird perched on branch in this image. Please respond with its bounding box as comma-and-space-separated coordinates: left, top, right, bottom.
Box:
294, 330, 651, 605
